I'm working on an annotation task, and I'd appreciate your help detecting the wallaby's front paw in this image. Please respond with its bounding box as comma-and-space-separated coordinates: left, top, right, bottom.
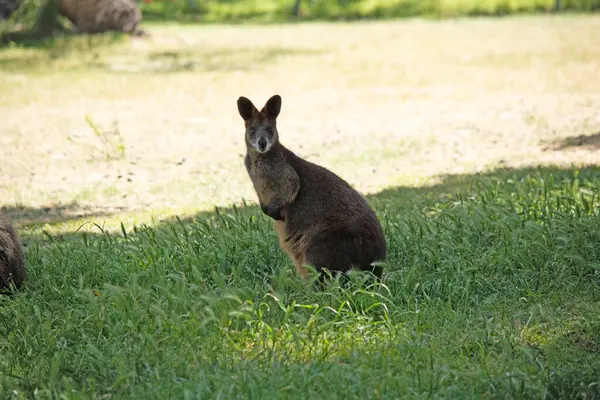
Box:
267, 206, 284, 221
261, 204, 283, 221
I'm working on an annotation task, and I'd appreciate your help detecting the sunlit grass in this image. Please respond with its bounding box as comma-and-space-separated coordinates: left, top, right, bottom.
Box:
138, 0, 598, 22
2, 166, 600, 398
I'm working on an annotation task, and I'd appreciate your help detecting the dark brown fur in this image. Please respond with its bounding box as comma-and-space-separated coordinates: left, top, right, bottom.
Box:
237, 95, 387, 283
0, 212, 26, 292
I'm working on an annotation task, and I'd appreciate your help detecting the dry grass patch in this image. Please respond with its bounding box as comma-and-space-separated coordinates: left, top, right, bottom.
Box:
1, 16, 599, 232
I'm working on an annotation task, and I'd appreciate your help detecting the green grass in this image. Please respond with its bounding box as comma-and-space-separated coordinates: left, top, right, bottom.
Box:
7, 0, 596, 31
1, 15, 600, 399
138, 0, 600, 23
2, 166, 600, 398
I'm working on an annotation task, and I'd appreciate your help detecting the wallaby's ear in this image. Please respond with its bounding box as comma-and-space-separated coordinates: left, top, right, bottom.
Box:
237, 96, 258, 121
263, 95, 282, 119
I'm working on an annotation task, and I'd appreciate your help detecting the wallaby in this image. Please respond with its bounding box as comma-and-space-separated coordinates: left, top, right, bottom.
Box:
0, 212, 26, 292
237, 94, 387, 283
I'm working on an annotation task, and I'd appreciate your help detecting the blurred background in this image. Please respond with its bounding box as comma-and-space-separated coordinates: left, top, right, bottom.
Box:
2, 0, 598, 26
0, 0, 599, 235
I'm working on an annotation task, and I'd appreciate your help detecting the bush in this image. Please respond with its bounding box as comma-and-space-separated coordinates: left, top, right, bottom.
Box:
0, 0, 63, 41
138, 0, 599, 22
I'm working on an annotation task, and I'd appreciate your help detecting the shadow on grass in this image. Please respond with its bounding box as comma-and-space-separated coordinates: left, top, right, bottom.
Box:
0, 30, 323, 73
2, 202, 125, 234
368, 164, 600, 211
12, 163, 600, 245
549, 131, 600, 151
0, 30, 129, 72
99, 46, 323, 74
0, 26, 127, 48
0, 26, 74, 47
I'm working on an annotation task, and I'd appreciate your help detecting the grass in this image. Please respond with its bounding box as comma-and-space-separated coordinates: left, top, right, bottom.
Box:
2, 0, 599, 36
1, 16, 599, 234
2, 166, 600, 398
137, 0, 600, 23
1, 15, 600, 398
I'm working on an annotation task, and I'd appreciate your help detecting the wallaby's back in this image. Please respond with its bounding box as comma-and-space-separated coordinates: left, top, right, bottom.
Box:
0, 212, 26, 291
279, 148, 387, 279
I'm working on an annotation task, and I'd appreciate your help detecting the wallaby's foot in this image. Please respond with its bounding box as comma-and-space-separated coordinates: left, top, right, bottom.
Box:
312, 269, 350, 291
313, 268, 381, 291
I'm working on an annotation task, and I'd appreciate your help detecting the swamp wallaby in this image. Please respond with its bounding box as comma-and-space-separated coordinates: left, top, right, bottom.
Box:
0, 212, 26, 292
238, 94, 387, 283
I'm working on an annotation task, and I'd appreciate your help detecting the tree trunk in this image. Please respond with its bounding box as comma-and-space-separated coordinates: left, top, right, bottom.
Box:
292, 0, 301, 17
35, 0, 62, 36
186, 0, 199, 11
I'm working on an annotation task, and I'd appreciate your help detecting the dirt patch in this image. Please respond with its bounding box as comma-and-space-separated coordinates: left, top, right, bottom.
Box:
1, 17, 600, 229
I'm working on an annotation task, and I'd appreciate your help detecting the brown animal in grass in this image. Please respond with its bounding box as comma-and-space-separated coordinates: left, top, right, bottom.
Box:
59, 0, 144, 35
0, 212, 26, 292
237, 94, 387, 284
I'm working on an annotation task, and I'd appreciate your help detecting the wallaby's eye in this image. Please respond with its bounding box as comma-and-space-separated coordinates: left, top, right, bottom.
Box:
249, 127, 255, 134
266, 127, 273, 133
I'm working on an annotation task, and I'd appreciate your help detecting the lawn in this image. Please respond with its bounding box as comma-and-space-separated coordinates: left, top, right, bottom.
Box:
1, 15, 600, 398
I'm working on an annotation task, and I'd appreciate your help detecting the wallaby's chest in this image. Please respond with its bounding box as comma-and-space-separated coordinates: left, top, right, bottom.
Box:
244, 151, 301, 212
245, 154, 272, 186
244, 153, 279, 201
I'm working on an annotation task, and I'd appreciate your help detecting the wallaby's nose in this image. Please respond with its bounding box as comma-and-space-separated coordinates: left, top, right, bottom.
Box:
258, 137, 267, 151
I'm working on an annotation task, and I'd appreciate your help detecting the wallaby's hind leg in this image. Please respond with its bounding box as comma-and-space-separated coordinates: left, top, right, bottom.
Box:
369, 264, 384, 280
305, 231, 384, 288
274, 221, 308, 279
312, 268, 351, 290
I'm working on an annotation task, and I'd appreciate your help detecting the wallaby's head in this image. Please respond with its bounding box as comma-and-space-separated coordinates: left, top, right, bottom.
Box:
237, 94, 282, 154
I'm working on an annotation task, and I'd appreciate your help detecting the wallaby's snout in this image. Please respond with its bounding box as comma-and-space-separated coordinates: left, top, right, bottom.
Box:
248, 126, 275, 153
237, 95, 282, 154
257, 136, 268, 152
